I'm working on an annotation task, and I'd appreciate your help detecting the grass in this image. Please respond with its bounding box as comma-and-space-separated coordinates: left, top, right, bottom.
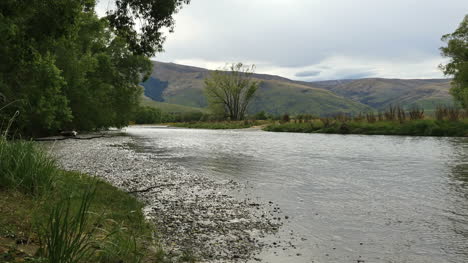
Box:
170, 120, 262, 129
0, 137, 193, 262
263, 119, 468, 137
0, 139, 57, 196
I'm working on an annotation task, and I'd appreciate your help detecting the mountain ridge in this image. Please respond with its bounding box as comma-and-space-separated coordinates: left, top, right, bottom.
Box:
142, 61, 454, 114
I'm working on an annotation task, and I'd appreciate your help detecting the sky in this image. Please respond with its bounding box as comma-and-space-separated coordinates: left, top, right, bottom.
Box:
96, 0, 468, 81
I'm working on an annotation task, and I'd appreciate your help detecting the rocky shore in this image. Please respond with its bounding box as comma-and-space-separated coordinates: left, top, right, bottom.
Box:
46, 133, 285, 262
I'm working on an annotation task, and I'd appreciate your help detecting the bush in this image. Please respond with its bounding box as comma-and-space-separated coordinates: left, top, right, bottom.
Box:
133, 106, 162, 124
253, 111, 268, 120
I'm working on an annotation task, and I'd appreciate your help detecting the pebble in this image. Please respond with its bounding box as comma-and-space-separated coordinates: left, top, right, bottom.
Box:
46, 134, 286, 262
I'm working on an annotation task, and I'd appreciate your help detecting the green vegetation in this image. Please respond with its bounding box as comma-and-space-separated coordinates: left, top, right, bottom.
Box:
0, 138, 170, 262
140, 95, 206, 114
313, 79, 454, 112
204, 63, 259, 120
141, 62, 454, 115
0, 137, 198, 262
249, 80, 372, 115
440, 14, 468, 110
264, 120, 468, 137
263, 106, 468, 137
171, 121, 261, 129
0, 0, 189, 137
133, 106, 163, 125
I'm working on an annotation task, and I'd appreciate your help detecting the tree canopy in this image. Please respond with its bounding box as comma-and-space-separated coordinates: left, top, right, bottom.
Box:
440, 14, 468, 109
0, 0, 188, 136
204, 63, 259, 121
106, 0, 190, 56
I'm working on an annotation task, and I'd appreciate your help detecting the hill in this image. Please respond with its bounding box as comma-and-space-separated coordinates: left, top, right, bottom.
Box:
142, 62, 372, 115
141, 61, 454, 115
308, 78, 453, 111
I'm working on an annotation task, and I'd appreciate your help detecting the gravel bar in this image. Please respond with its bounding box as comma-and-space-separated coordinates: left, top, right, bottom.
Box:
45, 134, 284, 262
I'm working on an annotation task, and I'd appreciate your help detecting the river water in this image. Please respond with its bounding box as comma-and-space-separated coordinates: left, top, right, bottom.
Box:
126, 126, 468, 263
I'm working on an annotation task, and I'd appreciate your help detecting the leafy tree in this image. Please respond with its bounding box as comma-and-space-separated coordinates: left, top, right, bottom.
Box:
204, 63, 259, 121
106, 0, 190, 56
0, 0, 182, 136
440, 14, 468, 109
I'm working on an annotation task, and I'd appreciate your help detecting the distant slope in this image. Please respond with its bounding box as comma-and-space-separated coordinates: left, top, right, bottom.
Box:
307, 78, 454, 110
140, 95, 206, 113
142, 61, 454, 115
250, 80, 372, 115
142, 61, 373, 115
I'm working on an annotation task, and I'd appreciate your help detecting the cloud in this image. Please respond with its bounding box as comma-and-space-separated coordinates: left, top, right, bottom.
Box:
171, 55, 449, 81
295, 70, 321, 78
138, 0, 467, 79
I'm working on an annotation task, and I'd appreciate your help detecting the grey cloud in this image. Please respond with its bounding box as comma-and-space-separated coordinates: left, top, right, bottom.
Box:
295, 70, 321, 78
339, 72, 377, 80
151, 0, 467, 79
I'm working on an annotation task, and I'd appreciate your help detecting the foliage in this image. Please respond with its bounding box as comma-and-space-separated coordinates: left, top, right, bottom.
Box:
264, 119, 468, 137
253, 111, 268, 120
0, 0, 180, 136
133, 106, 162, 124
0, 138, 158, 262
204, 63, 259, 120
440, 15, 468, 109
106, 0, 190, 56
171, 121, 258, 129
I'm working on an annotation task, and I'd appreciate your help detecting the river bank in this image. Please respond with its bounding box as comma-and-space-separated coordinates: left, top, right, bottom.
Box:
48, 133, 287, 261
0, 138, 157, 262
167, 119, 468, 137
263, 120, 468, 137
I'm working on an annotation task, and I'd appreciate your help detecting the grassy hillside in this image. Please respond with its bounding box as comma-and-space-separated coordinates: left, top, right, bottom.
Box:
140, 95, 207, 113
144, 61, 374, 115
142, 61, 454, 115
308, 78, 454, 111
250, 80, 372, 115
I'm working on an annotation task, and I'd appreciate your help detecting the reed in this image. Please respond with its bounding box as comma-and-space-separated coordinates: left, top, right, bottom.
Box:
408, 106, 424, 120
366, 112, 376, 123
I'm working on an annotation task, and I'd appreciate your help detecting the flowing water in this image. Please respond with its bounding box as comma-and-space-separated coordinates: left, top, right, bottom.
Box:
126, 126, 468, 263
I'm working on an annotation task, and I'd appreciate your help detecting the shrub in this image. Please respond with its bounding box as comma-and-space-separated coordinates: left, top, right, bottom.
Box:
133, 106, 162, 124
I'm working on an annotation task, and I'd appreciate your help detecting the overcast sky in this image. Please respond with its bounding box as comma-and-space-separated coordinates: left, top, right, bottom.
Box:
96, 0, 467, 81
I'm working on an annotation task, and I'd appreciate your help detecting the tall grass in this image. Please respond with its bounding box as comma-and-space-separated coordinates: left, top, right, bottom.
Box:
264, 104, 468, 137
39, 187, 96, 263
0, 138, 56, 196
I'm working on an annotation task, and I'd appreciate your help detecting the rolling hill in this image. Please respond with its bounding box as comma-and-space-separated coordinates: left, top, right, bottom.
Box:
308, 78, 454, 111
141, 61, 454, 115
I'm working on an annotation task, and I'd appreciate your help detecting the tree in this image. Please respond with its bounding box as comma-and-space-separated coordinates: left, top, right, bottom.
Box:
440, 14, 468, 109
204, 63, 259, 121
0, 0, 182, 136
106, 0, 190, 56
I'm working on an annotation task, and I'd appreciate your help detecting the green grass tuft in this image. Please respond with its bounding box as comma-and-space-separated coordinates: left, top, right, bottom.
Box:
0, 138, 56, 196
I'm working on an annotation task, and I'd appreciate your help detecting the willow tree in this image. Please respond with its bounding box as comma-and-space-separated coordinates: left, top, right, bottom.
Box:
204, 63, 259, 121
440, 14, 468, 109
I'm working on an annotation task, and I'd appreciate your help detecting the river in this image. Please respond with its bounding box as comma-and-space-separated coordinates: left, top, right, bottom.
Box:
126, 126, 468, 263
